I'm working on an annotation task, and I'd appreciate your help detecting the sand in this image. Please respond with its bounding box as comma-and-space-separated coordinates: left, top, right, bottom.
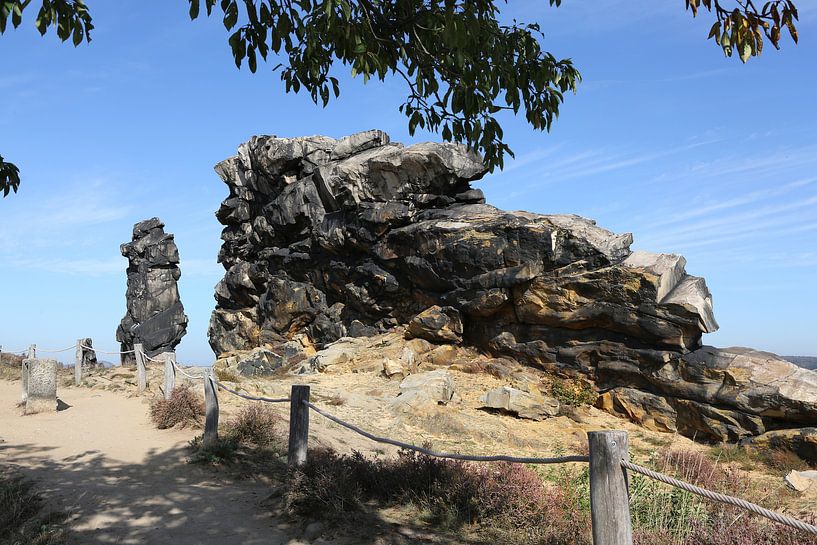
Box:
0, 380, 294, 545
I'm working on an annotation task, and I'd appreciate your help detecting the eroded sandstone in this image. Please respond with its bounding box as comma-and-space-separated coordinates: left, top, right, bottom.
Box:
208, 131, 817, 445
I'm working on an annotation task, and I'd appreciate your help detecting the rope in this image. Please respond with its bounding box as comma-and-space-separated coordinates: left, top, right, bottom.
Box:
171, 359, 206, 380
80, 344, 135, 355
304, 401, 589, 464
621, 460, 817, 535
213, 380, 290, 404
143, 353, 163, 363
38, 345, 78, 353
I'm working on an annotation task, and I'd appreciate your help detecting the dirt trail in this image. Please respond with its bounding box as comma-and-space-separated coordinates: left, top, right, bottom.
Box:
0, 380, 293, 545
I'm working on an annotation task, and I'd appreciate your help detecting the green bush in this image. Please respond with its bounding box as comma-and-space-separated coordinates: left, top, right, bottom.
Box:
550, 378, 598, 407
187, 435, 240, 465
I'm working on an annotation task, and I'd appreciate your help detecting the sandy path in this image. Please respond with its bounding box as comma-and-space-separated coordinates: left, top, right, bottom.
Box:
0, 380, 293, 545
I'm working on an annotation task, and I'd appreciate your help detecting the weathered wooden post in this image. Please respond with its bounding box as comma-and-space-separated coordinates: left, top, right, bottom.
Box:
134, 343, 147, 392
288, 385, 310, 467
21, 358, 29, 403
74, 339, 83, 386
163, 352, 176, 400
588, 430, 633, 545
28, 344, 36, 359
203, 368, 219, 447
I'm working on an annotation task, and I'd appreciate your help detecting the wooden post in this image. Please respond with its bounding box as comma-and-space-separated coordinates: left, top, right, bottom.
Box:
22, 345, 35, 403
203, 368, 219, 447
288, 385, 310, 467
588, 430, 633, 545
21, 358, 29, 403
134, 343, 147, 393
164, 352, 176, 400
74, 339, 83, 386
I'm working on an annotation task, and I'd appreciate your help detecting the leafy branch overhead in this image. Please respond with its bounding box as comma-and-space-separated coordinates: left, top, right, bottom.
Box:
686, 0, 799, 62
0, 156, 21, 197
0, 1, 802, 197
189, 0, 581, 170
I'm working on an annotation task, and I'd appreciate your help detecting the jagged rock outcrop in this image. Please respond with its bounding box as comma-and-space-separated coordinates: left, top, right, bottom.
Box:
117, 218, 188, 362
208, 130, 817, 443
77, 338, 99, 368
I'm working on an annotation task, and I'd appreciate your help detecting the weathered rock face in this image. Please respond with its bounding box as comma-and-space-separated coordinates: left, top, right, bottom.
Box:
117, 218, 188, 361
208, 130, 817, 443
78, 338, 99, 368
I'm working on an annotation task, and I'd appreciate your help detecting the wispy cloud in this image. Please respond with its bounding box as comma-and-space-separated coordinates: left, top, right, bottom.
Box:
6, 256, 124, 276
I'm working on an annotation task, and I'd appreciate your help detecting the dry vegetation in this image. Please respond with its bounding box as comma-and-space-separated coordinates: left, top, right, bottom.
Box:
185, 397, 816, 545
149, 384, 205, 429
0, 469, 68, 545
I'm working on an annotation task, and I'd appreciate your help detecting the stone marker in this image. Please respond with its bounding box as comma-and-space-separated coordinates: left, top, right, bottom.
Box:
25, 358, 58, 414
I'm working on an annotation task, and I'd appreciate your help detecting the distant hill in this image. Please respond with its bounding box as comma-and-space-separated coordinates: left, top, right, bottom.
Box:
783, 356, 817, 370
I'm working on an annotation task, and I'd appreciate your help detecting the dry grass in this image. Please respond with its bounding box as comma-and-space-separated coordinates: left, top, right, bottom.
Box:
0, 469, 68, 545
149, 384, 205, 429
228, 402, 285, 448
282, 445, 817, 545
711, 443, 812, 472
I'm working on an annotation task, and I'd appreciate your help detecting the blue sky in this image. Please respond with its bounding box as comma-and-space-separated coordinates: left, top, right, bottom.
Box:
1, 1, 815, 364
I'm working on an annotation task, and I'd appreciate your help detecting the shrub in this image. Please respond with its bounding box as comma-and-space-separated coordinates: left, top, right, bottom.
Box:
187, 435, 240, 465
550, 378, 598, 407
683, 515, 817, 545
214, 366, 241, 383
711, 443, 811, 472
149, 384, 204, 429
0, 471, 67, 545
228, 403, 284, 449
285, 447, 591, 540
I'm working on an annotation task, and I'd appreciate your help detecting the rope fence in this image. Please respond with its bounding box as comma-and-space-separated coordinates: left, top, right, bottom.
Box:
172, 360, 206, 381
5, 339, 817, 542
304, 399, 589, 465
202, 381, 817, 541
37, 345, 77, 354
213, 380, 290, 404
622, 460, 817, 535
80, 344, 135, 355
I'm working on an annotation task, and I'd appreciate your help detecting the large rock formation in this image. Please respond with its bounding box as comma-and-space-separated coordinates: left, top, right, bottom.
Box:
208, 130, 817, 442
117, 218, 188, 361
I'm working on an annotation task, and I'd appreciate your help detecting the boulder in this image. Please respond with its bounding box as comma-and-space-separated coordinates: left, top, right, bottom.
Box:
744, 428, 817, 463
117, 218, 188, 362
480, 386, 560, 421
784, 470, 817, 492
390, 370, 455, 413
405, 306, 463, 344
215, 346, 285, 378
382, 358, 406, 378
596, 388, 678, 434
